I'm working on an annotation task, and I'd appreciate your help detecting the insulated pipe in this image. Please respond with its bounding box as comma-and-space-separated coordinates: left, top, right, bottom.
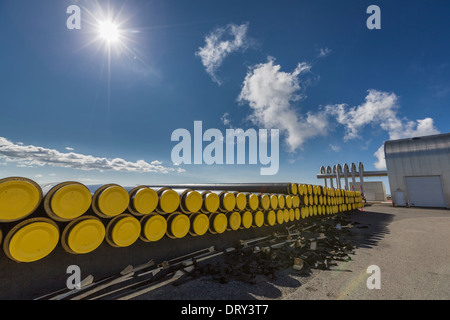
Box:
208, 212, 228, 234
189, 213, 210, 236
197, 190, 220, 214
144, 183, 296, 195
227, 211, 241, 231
165, 212, 190, 239
125, 186, 158, 216
61, 215, 105, 255
252, 210, 264, 227
0, 177, 43, 222
3, 217, 59, 263
210, 190, 236, 212
171, 189, 203, 214
232, 191, 247, 211
147, 187, 180, 215
105, 214, 141, 248
87, 184, 130, 218
139, 213, 167, 242
240, 211, 253, 229
41, 182, 92, 222
264, 210, 276, 226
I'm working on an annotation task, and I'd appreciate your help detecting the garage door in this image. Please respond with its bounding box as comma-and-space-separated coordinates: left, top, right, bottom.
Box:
405, 176, 446, 208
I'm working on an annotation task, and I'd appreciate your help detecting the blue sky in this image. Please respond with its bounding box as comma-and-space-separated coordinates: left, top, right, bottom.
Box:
1, 0, 449, 193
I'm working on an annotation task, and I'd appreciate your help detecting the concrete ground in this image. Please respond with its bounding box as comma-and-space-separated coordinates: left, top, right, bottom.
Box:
135, 203, 450, 300
284, 203, 450, 300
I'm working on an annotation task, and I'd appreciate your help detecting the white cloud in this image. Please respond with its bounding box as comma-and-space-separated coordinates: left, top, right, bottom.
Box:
325, 90, 401, 141
325, 90, 440, 141
237, 57, 328, 152
65, 147, 74, 151
329, 144, 341, 152
325, 89, 440, 169
221, 113, 231, 126
0, 137, 184, 174
317, 47, 331, 58
373, 145, 386, 170
196, 22, 250, 85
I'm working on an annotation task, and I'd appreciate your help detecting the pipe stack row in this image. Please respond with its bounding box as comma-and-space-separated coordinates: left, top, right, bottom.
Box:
0, 177, 363, 263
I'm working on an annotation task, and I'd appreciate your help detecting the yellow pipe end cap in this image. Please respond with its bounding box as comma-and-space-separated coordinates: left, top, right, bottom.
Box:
301, 207, 307, 219
204, 193, 220, 212
228, 212, 241, 231
289, 208, 295, 221
266, 210, 276, 226
143, 215, 167, 241
160, 190, 180, 214
283, 209, 290, 223
133, 188, 158, 214
235, 193, 247, 211
170, 214, 190, 238
222, 193, 236, 212
292, 195, 300, 208
269, 194, 278, 209
241, 211, 252, 229
192, 214, 209, 236
290, 183, 298, 195
294, 208, 300, 220
254, 211, 264, 227
98, 186, 129, 217
260, 194, 270, 210
248, 194, 259, 210
276, 210, 284, 224
51, 184, 92, 220
213, 213, 227, 234
185, 191, 202, 213
111, 216, 141, 247
67, 218, 105, 254
277, 195, 285, 208
0, 180, 41, 221
8, 221, 59, 262
285, 195, 293, 208
302, 184, 308, 195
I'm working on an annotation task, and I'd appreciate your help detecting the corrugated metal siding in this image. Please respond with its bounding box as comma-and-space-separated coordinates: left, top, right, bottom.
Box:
384, 133, 450, 208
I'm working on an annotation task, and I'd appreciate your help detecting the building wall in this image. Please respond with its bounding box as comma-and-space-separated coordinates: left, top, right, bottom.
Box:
350, 181, 387, 201
385, 133, 450, 208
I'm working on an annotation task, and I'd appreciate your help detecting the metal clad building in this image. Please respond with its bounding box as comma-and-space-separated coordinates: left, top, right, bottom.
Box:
350, 181, 387, 202
385, 133, 450, 209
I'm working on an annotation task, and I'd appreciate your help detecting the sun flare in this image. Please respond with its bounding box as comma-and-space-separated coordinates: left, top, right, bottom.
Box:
98, 21, 120, 43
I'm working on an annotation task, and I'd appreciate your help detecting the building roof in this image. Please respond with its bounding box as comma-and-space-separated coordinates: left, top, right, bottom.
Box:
384, 133, 450, 158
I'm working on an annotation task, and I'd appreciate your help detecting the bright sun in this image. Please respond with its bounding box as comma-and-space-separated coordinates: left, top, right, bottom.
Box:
98, 21, 120, 42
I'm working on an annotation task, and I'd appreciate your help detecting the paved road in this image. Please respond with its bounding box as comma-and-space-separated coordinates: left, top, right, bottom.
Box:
135, 203, 450, 300
284, 203, 450, 300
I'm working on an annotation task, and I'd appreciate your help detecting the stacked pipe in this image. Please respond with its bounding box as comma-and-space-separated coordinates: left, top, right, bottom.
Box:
0, 177, 363, 264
